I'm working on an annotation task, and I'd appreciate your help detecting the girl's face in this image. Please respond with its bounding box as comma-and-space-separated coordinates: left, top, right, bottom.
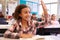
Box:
19, 7, 31, 21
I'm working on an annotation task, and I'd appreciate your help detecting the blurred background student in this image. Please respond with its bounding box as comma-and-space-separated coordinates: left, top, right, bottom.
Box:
0, 12, 8, 24
51, 14, 59, 25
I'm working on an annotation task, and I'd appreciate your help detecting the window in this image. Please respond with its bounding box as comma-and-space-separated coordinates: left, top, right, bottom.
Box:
26, 2, 33, 12
51, 0, 58, 2
39, 0, 58, 16
0, 4, 2, 12
43, 0, 51, 3
26, 0, 39, 14
51, 4, 57, 15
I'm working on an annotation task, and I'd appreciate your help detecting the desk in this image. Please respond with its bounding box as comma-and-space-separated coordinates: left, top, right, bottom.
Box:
0, 35, 60, 40
44, 24, 60, 28
0, 25, 11, 37
0, 37, 19, 40
36, 24, 60, 35
0, 25, 11, 29
19, 35, 60, 40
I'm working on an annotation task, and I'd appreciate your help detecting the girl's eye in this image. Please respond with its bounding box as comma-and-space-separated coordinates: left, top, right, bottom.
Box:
25, 11, 28, 14
25, 11, 31, 14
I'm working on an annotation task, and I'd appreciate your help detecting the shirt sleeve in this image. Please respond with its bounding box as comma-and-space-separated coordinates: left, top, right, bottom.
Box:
4, 23, 19, 39
4, 30, 19, 39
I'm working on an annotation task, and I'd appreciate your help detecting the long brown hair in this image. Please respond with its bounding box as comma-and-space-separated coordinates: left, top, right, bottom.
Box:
13, 4, 30, 20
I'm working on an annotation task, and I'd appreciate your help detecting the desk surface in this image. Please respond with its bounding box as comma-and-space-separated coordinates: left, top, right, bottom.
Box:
0, 25, 11, 29
45, 25, 60, 28
0, 37, 19, 40
0, 35, 60, 40
0, 24, 60, 29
